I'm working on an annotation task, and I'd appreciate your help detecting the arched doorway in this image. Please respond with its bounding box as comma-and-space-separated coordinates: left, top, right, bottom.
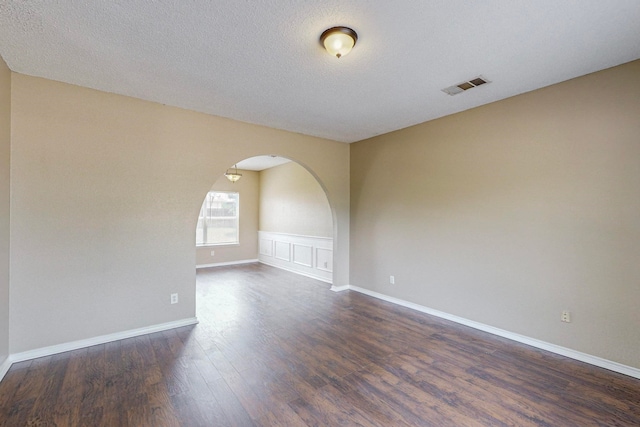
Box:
194, 155, 336, 285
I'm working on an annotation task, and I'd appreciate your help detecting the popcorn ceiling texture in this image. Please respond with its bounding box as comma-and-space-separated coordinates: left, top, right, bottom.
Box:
0, 0, 639, 142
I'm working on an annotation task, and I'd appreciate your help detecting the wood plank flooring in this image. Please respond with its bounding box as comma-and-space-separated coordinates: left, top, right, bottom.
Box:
1, 263, 639, 426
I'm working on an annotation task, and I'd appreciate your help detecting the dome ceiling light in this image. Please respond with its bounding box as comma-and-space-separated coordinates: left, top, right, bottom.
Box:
320, 26, 358, 58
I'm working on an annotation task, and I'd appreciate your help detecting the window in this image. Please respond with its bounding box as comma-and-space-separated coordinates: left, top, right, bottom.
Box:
196, 191, 239, 246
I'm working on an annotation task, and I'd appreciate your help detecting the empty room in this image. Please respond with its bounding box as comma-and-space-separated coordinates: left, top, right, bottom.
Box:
1, 1, 639, 426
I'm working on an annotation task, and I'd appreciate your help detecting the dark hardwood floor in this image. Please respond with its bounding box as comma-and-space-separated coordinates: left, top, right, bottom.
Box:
1, 263, 639, 426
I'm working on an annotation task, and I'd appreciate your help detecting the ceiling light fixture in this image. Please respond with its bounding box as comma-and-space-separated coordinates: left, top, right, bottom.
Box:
224, 164, 242, 183
320, 26, 358, 58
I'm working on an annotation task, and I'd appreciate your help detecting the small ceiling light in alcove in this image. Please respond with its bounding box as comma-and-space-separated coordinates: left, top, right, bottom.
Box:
320, 26, 358, 58
225, 164, 242, 183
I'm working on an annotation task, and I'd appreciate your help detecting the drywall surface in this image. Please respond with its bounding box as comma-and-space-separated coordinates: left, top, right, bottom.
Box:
10, 74, 349, 353
350, 60, 640, 369
195, 169, 259, 266
0, 56, 10, 365
260, 162, 333, 237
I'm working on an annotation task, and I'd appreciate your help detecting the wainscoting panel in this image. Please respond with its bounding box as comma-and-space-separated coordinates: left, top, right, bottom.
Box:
258, 231, 333, 283
275, 241, 291, 261
259, 238, 274, 257
293, 244, 313, 267
316, 248, 333, 272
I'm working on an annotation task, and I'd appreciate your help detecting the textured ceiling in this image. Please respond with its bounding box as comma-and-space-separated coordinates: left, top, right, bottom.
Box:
1, 1, 639, 143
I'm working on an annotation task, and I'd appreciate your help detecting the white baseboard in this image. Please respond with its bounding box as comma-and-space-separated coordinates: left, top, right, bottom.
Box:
196, 259, 258, 269
340, 285, 640, 380
0, 357, 11, 383
259, 260, 332, 284
9, 317, 199, 364
330, 284, 350, 292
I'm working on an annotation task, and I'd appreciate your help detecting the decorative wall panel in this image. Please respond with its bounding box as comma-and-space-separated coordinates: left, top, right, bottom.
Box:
293, 244, 313, 267
316, 248, 333, 272
259, 238, 274, 257
275, 241, 291, 261
258, 231, 333, 283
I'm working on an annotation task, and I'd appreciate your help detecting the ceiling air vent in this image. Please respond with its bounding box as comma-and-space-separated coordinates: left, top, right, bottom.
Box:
442, 76, 490, 96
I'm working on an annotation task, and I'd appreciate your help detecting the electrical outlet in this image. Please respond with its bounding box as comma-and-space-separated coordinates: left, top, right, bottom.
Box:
390, 276, 395, 284
210, 250, 215, 256
561, 310, 571, 323
171, 293, 179, 304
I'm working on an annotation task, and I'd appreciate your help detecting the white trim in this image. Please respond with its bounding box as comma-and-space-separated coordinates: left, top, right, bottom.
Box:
10, 317, 199, 364
0, 357, 11, 383
196, 259, 258, 269
259, 231, 333, 241
259, 260, 332, 284
346, 285, 640, 380
330, 285, 350, 292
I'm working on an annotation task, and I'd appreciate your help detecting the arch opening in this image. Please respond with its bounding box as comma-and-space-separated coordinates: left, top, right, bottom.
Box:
194, 155, 337, 286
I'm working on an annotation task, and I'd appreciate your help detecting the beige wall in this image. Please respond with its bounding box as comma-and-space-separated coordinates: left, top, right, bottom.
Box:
0, 56, 10, 364
10, 74, 349, 353
350, 60, 640, 369
195, 169, 259, 266
260, 162, 333, 237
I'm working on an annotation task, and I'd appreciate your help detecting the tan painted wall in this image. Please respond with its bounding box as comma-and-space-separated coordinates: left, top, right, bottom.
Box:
195, 169, 259, 266
260, 162, 333, 238
10, 74, 349, 353
0, 56, 10, 364
350, 60, 640, 369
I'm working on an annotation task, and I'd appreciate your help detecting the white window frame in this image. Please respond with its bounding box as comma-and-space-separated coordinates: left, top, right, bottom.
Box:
196, 191, 240, 246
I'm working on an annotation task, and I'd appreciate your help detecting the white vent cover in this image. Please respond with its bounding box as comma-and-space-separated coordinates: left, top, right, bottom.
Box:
442, 76, 491, 96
